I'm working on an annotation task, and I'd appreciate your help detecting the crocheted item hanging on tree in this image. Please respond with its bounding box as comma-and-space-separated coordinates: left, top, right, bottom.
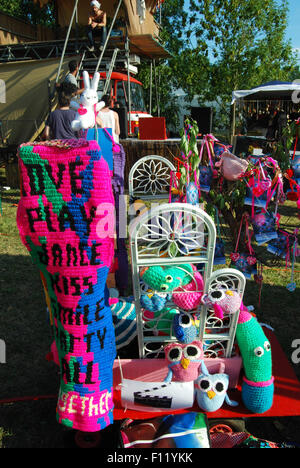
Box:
16, 140, 116, 432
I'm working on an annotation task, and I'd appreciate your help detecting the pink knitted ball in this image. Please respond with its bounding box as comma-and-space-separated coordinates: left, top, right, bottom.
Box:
172, 267, 204, 311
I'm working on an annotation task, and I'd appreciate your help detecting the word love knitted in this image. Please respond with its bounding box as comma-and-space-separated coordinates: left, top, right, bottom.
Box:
17, 140, 116, 432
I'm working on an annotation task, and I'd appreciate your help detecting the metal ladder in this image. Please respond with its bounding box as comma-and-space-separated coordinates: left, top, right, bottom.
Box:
54, 0, 124, 84
103, 48, 119, 94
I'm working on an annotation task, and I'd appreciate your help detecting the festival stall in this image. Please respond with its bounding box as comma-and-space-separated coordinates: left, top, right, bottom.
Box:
14, 93, 300, 447
231, 81, 300, 155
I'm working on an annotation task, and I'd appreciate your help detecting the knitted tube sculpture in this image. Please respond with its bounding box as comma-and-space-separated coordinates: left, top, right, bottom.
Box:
236, 305, 274, 414
17, 140, 116, 432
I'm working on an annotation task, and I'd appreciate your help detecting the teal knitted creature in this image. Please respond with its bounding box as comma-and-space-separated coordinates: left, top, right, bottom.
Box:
140, 264, 194, 293
236, 304, 274, 414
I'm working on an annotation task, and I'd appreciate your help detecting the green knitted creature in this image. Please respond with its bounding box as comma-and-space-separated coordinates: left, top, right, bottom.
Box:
236, 305, 274, 413
140, 264, 194, 293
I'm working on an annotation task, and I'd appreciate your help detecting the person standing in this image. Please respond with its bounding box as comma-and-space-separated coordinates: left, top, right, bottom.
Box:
96, 94, 127, 295
65, 61, 85, 96
87, 1, 107, 52
96, 94, 120, 143
43, 88, 78, 140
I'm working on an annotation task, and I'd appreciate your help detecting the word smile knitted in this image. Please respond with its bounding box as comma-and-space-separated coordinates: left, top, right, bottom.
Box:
17, 140, 116, 432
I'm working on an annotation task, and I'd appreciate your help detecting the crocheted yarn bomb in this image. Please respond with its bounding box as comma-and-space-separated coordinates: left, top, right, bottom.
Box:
140, 264, 194, 293
172, 313, 199, 344
236, 317, 272, 383
172, 267, 204, 311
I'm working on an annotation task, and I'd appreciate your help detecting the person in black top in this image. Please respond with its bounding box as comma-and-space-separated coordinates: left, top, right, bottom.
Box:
43, 87, 78, 140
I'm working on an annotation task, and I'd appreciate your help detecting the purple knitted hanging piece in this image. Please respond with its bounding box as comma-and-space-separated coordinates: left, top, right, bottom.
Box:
111, 141, 129, 293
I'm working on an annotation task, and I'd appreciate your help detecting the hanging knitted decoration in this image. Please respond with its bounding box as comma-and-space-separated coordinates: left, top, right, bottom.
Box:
16, 140, 116, 432
230, 214, 257, 280
251, 210, 278, 246
186, 181, 199, 206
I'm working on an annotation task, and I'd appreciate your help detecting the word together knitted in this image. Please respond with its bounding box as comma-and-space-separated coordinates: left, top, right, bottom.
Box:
17, 140, 116, 432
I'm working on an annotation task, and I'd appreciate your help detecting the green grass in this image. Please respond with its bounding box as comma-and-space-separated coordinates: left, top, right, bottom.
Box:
0, 171, 300, 447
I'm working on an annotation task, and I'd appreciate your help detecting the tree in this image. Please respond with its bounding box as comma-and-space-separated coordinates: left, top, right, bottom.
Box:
137, 0, 210, 132
0, 0, 55, 26
185, 0, 298, 131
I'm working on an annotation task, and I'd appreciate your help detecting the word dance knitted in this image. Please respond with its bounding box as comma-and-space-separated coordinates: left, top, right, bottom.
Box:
17, 139, 116, 432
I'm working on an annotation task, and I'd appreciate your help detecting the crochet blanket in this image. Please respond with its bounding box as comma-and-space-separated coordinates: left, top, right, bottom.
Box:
17, 139, 116, 432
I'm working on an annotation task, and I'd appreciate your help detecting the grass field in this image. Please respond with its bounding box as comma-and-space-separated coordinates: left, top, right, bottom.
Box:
0, 169, 300, 448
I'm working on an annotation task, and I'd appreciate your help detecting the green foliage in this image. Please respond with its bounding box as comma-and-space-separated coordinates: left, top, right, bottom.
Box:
148, 0, 298, 132
178, 118, 200, 188
0, 0, 55, 26
272, 120, 300, 172
137, 0, 210, 131
186, 0, 297, 128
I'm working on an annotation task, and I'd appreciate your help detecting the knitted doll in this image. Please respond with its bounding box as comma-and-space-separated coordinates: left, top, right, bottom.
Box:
140, 264, 194, 293
164, 341, 205, 382
236, 304, 274, 414
172, 313, 200, 344
140, 264, 204, 311
201, 287, 242, 320
195, 365, 238, 412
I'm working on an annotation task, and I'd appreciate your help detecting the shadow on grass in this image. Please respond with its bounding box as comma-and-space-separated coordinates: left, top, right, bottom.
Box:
0, 254, 59, 401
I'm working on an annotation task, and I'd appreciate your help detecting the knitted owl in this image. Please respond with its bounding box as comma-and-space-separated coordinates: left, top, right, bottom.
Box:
172, 313, 200, 344
140, 264, 194, 293
201, 287, 242, 320
195, 367, 238, 412
164, 341, 204, 382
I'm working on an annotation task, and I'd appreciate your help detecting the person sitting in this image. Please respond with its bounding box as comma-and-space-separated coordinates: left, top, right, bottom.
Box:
87, 1, 107, 52
96, 94, 120, 143
43, 88, 78, 140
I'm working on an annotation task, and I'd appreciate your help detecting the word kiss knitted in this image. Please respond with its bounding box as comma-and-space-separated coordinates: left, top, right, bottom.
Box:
17, 140, 116, 432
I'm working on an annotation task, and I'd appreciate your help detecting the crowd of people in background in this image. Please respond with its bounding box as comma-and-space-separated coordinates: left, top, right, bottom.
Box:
43, 59, 120, 142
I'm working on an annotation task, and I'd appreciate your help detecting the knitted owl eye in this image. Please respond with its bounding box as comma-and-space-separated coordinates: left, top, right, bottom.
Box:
183, 344, 202, 360
213, 381, 226, 395
208, 289, 225, 303
160, 284, 169, 292
198, 378, 211, 392
178, 314, 193, 328
167, 346, 182, 362
264, 341, 271, 352
254, 346, 264, 357
165, 275, 173, 283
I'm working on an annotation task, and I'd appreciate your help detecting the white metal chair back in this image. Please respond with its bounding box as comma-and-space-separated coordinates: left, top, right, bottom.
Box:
128, 155, 176, 201
129, 202, 217, 358
200, 268, 246, 359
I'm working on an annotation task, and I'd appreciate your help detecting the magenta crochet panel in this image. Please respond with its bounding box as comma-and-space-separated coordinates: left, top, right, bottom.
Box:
17, 140, 116, 432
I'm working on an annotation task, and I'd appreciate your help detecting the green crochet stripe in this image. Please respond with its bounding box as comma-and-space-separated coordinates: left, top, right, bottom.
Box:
19, 146, 66, 215
59, 417, 74, 428
236, 317, 272, 383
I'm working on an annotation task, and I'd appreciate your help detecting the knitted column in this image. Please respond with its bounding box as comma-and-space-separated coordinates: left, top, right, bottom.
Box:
17, 139, 116, 432
236, 306, 274, 414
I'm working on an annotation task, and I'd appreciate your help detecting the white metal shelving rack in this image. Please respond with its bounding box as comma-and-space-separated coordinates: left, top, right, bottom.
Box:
129, 202, 246, 360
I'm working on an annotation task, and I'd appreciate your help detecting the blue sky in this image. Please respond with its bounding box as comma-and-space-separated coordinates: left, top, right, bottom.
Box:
286, 0, 300, 53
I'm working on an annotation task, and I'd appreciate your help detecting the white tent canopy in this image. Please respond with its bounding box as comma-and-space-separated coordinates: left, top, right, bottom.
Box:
231, 81, 300, 105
